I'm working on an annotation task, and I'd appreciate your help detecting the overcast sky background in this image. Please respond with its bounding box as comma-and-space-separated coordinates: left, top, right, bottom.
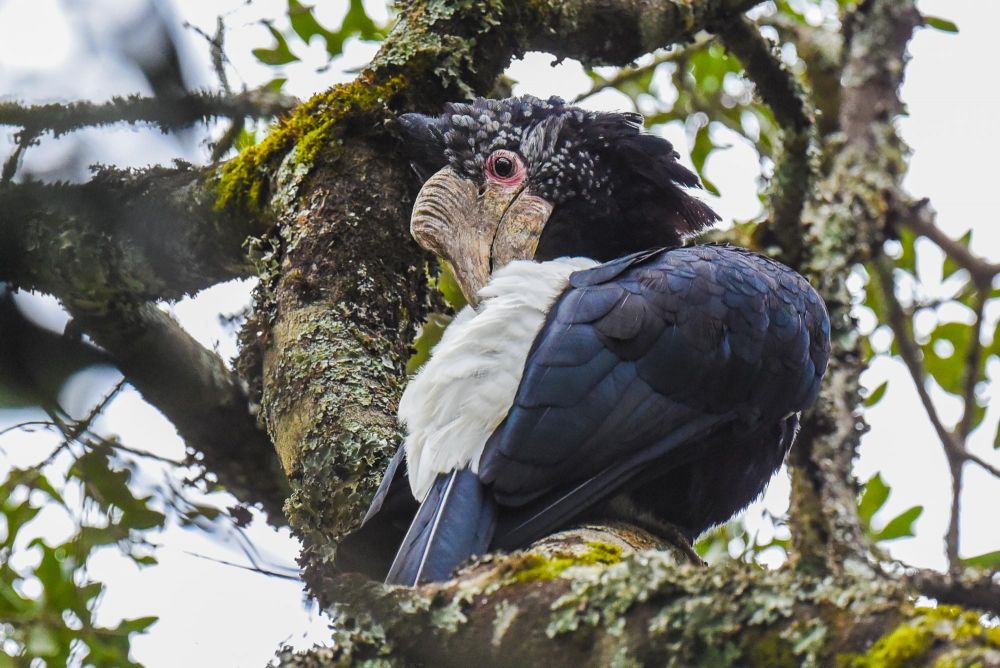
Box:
1, 0, 998, 665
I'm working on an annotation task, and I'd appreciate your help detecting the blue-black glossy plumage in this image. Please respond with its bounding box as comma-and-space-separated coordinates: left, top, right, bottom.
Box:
345, 243, 831, 583
480, 244, 830, 545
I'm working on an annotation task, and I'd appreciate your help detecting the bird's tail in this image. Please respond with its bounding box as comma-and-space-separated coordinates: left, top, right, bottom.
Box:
385, 467, 496, 586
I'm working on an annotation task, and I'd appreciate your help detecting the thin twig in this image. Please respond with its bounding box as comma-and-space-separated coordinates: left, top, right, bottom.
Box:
180, 550, 300, 581
966, 452, 1000, 479
957, 290, 987, 441
944, 454, 962, 574
0, 89, 295, 138
714, 15, 816, 267
902, 200, 1000, 290
572, 39, 712, 104
103, 440, 185, 467
872, 256, 966, 572
0, 420, 55, 439
871, 256, 956, 453
185, 17, 232, 94
1, 130, 38, 186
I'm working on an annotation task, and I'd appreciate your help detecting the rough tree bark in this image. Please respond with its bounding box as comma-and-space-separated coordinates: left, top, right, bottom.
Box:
3, 0, 998, 665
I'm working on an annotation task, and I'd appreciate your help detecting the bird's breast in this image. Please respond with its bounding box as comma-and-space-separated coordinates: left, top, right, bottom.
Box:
399, 257, 598, 501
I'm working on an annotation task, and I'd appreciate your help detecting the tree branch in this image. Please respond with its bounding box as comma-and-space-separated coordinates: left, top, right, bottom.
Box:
521, 0, 762, 66
871, 256, 956, 453
276, 528, 999, 667
0, 90, 295, 138
871, 255, 967, 571
0, 165, 264, 302
572, 39, 713, 104
788, 0, 922, 573
715, 15, 815, 265
872, 251, 998, 571
70, 300, 288, 518
901, 199, 1000, 290
908, 569, 1000, 617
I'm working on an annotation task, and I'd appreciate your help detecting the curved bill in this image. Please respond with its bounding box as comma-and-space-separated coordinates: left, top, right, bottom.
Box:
409, 167, 553, 305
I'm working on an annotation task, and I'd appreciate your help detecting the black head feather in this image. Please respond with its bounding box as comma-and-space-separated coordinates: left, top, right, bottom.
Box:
399, 95, 719, 260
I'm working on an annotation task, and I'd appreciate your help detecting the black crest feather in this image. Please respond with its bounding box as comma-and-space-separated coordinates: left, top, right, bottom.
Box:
398, 95, 720, 259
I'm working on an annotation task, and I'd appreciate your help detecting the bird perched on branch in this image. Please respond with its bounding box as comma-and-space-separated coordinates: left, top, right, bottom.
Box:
338, 95, 830, 586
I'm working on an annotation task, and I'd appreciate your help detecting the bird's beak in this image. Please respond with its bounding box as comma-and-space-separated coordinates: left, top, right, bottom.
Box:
410, 167, 553, 305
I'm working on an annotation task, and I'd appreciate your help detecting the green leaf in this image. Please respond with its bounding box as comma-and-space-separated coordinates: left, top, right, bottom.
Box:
26, 625, 59, 658
871, 505, 923, 542
863, 380, 888, 407
288, 0, 337, 45
942, 230, 972, 279
961, 550, 1000, 570
123, 507, 166, 531
341, 0, 380, 42
115, 615, 158, 634
234, 127, 259, 152
858, 473, 890, 525
406, 313, 451, 376
436, 259, 467, 310
924, 16, 959, 33
689, 124, 717, 195
922, 321, 974, 396
263, 77, 287, 93
252, 25, 299, 65
72, 449, 135, 512
994, 421, 999, 449
2, 500, 40, 548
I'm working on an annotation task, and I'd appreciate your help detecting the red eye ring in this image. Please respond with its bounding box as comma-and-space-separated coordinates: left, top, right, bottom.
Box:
485, 150, 526, 186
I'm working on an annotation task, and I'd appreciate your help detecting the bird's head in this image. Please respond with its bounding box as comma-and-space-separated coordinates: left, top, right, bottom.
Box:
399, 95, 719, 304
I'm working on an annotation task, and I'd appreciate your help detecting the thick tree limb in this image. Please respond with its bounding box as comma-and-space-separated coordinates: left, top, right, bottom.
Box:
0, 164, 289, 516
521, 0, 761, 66
275, 527, 1000, 667
0, 165, 263, 301
907, 569, 1000, 617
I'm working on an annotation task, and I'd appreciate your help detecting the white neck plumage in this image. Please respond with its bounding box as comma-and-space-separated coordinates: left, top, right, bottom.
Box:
398, 257, 599, 501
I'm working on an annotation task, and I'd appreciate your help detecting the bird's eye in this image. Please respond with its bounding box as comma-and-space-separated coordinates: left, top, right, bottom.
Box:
485, 150, 525, 186
494, 156, 514, 177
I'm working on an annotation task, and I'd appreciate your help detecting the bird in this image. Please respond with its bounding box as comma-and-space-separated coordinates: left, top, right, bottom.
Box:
336, 95, 831, 586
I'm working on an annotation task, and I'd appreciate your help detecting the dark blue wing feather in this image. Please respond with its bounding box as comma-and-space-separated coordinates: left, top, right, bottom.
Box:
480, 245, 830, 544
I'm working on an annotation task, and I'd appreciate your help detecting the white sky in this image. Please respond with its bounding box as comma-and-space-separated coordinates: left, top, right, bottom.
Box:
0, 0, 998, 665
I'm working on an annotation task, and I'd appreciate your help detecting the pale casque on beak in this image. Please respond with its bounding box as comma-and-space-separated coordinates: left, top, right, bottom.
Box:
409, 166, 552, 306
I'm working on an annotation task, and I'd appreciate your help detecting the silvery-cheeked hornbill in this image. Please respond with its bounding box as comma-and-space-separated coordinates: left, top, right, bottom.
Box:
338, 95, 831, 586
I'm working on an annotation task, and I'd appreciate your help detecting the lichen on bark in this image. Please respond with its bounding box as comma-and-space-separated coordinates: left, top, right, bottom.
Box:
274, 525, 1000, 667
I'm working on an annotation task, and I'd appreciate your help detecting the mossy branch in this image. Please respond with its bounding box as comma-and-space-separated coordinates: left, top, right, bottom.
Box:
0, 165, 266, 301
275, 526, 1000, 667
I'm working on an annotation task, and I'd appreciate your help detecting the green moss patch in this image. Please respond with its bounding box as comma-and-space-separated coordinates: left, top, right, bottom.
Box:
505, 541, 624, 584
844, 605, 1000, 668
213, 73, 405, 214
